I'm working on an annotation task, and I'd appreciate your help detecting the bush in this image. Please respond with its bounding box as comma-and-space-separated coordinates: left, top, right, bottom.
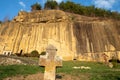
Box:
31, 2, 41, 11
59, 1, 120, 20
40, 51, 46, 55
30, 50, 39, 57
0, 21, 2, 24
15, 53, 22, 57
23, 53, 31, 57
44, 0, 58, 9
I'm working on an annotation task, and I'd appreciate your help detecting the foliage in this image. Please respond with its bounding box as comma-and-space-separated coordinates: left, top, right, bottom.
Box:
59, 1, 120, 20
19, 50, 39, 57
22, 53, 31, 57
15, 53, 22, 57
31, 2, 41, 11
40, 51, 46, 55
0, 21, 2, 24
44, 0, 58, 9
29, 1, 120, 20
30, 50, 39, 57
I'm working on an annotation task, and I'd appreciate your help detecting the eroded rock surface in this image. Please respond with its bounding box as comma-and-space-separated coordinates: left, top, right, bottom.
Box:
0, 10, 120, 61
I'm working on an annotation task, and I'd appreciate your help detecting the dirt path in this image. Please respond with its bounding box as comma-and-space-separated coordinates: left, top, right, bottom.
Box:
3, 73, 81, 80
4, 73, 44, 80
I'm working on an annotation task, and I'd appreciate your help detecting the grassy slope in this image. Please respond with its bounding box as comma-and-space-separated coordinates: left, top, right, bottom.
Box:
0, 65, 44, 80
57, 61, 120, 80
0, 61, 120, 80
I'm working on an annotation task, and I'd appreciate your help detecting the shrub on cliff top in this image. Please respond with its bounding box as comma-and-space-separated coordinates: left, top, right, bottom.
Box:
31, 2, 41, 11
0, 21, 2, 24
44, 0, 58, 9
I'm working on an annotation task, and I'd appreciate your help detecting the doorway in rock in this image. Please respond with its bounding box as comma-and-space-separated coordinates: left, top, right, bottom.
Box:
20, 49, 23, 56
8, 52, 10, 56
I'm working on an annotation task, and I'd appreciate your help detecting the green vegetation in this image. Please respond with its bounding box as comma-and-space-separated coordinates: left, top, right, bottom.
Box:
40, 51, 46, 55
44, 0, 58, 9
31, 2, 41, 11
59, 1, 120, 20
58, 61, 120, 80
31, 1, 120, 20
0, 61, 120, 80
0, 65, 44, 80
0, 21, 2, 24
20, 50, 39, 57
30, 50, 39, 57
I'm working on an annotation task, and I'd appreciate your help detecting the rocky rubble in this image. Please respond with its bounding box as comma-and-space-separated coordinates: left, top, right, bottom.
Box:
13, 10, 69, 23
0, 57, 26, 65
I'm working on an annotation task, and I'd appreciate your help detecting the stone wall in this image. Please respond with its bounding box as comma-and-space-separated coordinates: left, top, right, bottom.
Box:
0, 10, 120, 61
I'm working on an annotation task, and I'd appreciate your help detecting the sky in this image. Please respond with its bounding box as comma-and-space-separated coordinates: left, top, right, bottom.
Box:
0, 0, 120, 21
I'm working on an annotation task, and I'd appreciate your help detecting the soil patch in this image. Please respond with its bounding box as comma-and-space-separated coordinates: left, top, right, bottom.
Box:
3, 73, 81, 80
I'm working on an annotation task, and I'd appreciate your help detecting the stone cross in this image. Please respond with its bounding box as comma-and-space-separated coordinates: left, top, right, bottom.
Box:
39, 44, 62, 80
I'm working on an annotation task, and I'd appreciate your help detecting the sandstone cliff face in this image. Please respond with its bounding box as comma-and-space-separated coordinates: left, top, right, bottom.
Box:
0, 10, 120, 61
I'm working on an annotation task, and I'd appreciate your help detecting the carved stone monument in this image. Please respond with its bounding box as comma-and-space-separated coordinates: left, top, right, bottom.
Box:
39, 44, 62, 80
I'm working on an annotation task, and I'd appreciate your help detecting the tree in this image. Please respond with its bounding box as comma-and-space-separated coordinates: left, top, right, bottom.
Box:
44, 0, 58, 9
59, 1, 120, 20
86, 5, 95, 17
59, 1, 65, 10
0, 21, 1, 23
31, 2, 41, 11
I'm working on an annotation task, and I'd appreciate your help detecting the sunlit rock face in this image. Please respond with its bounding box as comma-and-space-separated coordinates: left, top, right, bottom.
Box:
0, 10, 120, 61
73, 21, 120, 61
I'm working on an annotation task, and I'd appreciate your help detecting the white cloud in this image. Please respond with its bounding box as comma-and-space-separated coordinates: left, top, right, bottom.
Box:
93, 0, 116, 9
19, 1, 26, 8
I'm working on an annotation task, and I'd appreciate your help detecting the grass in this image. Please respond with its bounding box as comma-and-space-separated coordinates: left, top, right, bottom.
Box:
0, 65, 44, 80
0, 61, 120, 80
57, 61, 120, 80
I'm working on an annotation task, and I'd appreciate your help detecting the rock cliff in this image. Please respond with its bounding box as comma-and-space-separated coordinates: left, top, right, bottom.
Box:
0, 10, 120, 61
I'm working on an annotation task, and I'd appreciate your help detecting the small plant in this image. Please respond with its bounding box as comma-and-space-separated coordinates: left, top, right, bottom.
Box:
30, 50, 39, 57
31, 2, 41, 11
23, 53, 31, 57
15, 53, 22, 57
44, 0, 58, 9
0, 21, 2, 24
40, 51, 46, 55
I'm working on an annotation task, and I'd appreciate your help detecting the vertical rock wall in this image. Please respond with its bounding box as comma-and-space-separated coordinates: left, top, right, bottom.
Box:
74, 21, 119, 53
0, 22, 76, 60
0, 10, 120, 61
73, 21, 120, 61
